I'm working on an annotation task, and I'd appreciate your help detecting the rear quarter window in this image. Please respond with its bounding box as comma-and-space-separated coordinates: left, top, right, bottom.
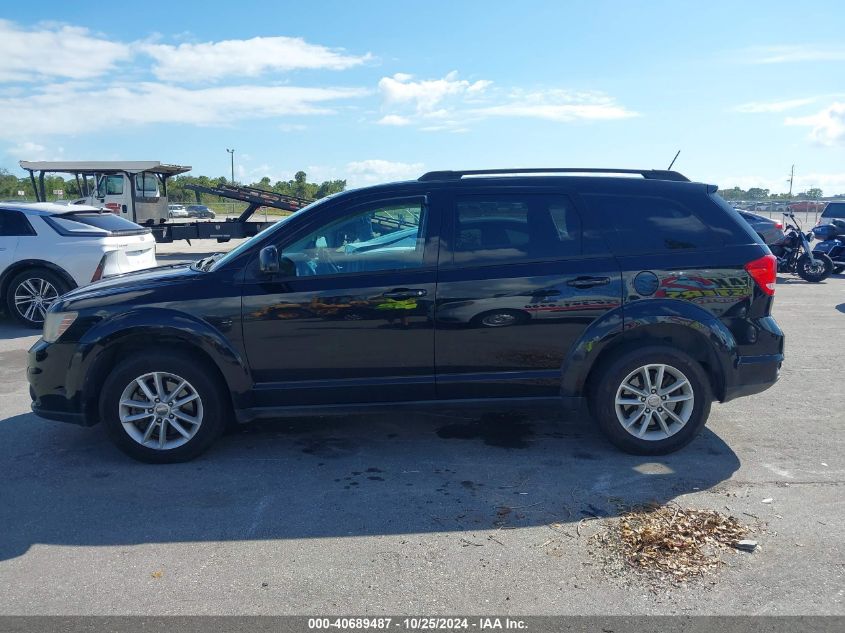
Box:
584, 194, 720, 255
0, 209, 36, 236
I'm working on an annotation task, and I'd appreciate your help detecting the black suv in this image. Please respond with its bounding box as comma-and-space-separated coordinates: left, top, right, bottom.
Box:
28, 168, 784, 462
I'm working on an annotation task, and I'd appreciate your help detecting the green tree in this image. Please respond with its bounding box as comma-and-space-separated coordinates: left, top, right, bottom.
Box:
747, 188, 770, 199
804, 187, 823, 199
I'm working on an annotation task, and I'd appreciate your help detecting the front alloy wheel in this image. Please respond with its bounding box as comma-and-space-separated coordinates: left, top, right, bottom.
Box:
119, 372, 204, 450
101, 351, 226, 462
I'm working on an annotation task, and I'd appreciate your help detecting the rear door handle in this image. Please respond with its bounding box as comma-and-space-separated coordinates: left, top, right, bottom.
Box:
567, 276, 611, 289
382, 288, 427, 299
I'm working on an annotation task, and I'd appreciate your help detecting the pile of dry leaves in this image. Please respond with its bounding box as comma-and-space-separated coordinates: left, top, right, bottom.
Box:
592, 503, 752, 582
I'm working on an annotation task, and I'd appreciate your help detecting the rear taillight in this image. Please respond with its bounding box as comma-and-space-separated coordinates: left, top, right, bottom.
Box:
745, 254, 776, 296
774, 221, 783, 230
91, 255, 106, 282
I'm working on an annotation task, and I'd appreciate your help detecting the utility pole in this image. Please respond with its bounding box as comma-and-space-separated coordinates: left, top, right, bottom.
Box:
226, 148, 235, 184
787, 164, 794, 196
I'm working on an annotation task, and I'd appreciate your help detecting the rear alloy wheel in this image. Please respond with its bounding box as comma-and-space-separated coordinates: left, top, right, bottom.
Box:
6, 269, 69, 328
101, 352, 226, 463
614, 364, 695, 441
590, 346, 712, 455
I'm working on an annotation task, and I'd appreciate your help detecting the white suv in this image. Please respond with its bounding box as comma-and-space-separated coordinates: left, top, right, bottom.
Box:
0, 203, 157, 327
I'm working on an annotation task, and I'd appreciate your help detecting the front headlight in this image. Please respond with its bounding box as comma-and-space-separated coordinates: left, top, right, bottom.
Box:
43, 311, 78, 343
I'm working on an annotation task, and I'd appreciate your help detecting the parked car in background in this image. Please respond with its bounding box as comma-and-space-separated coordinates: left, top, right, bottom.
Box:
1, 203, 157, 327
788, 200, 825, 213
27, 167, 784, 463
186, 204, 216, 219
167, 204, 188, 218
817, 201, 845, 223
736, 210, 785, 245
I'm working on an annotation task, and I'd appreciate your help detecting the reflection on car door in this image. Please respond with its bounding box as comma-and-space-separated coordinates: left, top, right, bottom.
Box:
434, 190, 623, 399
240, 194, 440, 409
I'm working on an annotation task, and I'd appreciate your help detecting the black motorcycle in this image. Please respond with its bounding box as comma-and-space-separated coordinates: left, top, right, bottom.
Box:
812, 218, 845, 274
769, 212, 833, 282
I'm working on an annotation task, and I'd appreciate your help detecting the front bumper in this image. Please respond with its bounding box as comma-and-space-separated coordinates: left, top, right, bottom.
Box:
27, 339, 94, 426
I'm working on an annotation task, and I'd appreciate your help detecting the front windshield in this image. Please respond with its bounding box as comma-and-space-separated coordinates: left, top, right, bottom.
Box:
207, 195, 340, 272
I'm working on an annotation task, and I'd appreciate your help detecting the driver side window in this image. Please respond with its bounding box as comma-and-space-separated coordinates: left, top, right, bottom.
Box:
282, 199, 427, 277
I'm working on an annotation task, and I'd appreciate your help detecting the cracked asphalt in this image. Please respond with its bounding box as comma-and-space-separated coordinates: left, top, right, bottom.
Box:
0, 241, 842, 614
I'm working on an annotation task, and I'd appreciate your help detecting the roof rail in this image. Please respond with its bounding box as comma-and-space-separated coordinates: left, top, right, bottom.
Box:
418, 168, 690, 182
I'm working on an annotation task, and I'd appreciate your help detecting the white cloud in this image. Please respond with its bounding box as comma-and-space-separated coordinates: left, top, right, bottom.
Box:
741, 45, 845, 64
735, 98, 818, 113
345, 160, 425, 186
786, 102, 845, 146
143, 36, 371, 81
4, 141, 65, 162
0, 20, 131, 82
377, 114, 412, 126
0, 82, 368, 141
378, 71, 492, 114
377, 72, 636, 130
472, 89, 638, 122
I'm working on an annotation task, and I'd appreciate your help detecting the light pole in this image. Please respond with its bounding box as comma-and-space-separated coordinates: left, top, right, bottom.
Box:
226, 148, 235, 184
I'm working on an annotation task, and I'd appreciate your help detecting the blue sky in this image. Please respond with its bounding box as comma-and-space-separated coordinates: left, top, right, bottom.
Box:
1, 0, 844, 193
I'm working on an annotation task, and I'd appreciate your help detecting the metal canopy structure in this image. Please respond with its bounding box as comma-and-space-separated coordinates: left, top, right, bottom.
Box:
19, 160, 192, 203
19, 161, 192, 176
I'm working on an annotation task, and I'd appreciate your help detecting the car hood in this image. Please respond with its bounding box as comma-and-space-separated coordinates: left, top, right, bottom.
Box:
61, 264, 199, 302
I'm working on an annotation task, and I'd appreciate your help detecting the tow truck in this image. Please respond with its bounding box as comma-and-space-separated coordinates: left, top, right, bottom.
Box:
19, 161, 313, 243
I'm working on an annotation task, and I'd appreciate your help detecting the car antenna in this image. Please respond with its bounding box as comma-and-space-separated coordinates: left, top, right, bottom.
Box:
667, 150, 681, 170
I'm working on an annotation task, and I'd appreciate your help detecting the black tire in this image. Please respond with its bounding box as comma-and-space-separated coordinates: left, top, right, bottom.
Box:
797, 253, 833, 282
99, 351, 226, 463
470, 309, 528, 328
5, 268, 70, 328
833, 266, 844, 274
588, 345, 712, 455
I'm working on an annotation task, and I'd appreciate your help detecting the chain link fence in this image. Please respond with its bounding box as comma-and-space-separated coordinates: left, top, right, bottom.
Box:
727, 199, 828, 226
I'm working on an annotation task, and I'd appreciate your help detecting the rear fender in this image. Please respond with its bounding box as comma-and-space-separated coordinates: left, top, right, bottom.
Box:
561, 299, 737, 400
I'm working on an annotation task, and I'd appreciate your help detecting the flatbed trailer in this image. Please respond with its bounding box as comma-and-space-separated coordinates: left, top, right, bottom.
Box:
153, 183, 313, 243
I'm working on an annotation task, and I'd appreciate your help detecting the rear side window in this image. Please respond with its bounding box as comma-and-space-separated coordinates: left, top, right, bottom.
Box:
0, 210, 36, 236
452, 195, 582, 265
585, 194, 719, 255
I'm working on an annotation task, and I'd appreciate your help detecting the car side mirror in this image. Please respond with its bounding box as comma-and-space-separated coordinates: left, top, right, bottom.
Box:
279, 256, 296, 277
259, 246, 280, 274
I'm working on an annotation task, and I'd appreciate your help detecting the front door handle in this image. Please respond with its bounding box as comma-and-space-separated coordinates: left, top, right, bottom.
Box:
567, 276, 611, 289
382, 288, 427, 299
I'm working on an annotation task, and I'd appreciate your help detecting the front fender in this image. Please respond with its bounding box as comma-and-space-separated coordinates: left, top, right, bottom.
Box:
70, 307, 251, 420
560, 299, 738, 400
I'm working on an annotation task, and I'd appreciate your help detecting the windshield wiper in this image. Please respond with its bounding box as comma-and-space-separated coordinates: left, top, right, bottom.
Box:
194, 253, 223, 271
